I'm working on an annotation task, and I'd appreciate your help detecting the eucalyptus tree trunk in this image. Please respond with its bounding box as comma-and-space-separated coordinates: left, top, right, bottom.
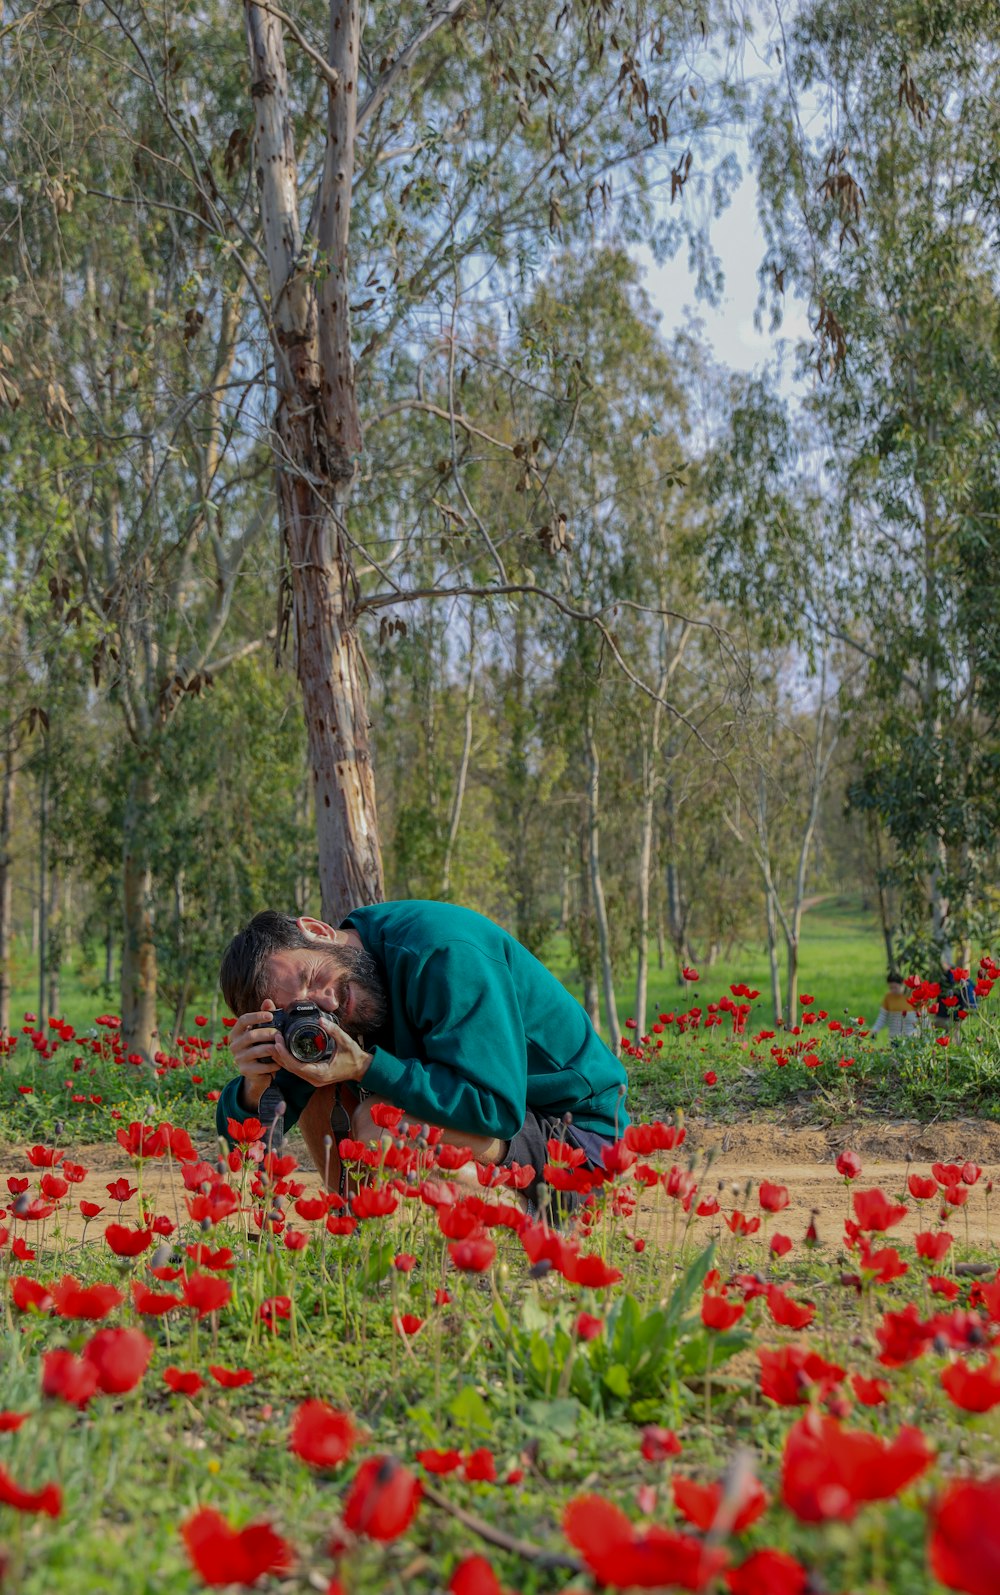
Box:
441, 621, 476, 899
584, 713, 620, 1051
0, 729, 15, 1040
121, 766, 158, 1060
37, 757, 48, 1026
245, 1, 383, 922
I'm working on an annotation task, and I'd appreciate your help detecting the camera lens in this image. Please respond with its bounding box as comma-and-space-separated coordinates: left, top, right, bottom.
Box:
289, 1026, 328, 1063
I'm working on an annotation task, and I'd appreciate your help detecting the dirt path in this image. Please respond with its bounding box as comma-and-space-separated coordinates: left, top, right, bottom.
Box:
9, 1119, 1000, 1254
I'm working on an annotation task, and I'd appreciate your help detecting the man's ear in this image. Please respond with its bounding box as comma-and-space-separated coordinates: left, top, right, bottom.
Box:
295, 915, 339, 944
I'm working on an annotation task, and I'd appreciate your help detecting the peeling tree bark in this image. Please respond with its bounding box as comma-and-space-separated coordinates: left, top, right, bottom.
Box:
246, 0, 383, 922
0, 728, 15, 1042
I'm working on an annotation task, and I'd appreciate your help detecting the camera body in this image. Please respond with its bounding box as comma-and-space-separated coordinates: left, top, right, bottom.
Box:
269, 1001, 336, 1064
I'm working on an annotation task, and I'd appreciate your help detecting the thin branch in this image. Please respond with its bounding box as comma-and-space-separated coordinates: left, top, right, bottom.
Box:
421, 1482, 581, 1573
356, 0, 469, 134
252, 0, 341, 89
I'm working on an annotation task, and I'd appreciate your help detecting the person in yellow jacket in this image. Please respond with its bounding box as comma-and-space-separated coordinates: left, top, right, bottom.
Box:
870, 972, 917, 1042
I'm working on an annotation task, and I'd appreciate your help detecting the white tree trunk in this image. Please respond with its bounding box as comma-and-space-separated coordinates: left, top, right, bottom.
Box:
585, 713, 620, 1050
246, 1, 383, 921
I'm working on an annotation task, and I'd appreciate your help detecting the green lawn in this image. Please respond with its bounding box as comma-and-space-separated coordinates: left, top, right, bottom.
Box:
9, 896, 891, 1040
547, 896, 891, 1036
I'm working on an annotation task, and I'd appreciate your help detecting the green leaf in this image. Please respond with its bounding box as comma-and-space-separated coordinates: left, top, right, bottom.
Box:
524, 1397, 581, 1436
447, 1384, 492, 1434
602, 1362, 632, 1400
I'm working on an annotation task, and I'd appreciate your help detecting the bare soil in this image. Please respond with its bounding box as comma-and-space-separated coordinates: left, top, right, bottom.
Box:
10, 1119, 1000, 1253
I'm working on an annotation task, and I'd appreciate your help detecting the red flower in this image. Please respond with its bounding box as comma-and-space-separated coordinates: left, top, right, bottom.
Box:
343, 1456, 422, 1541
51, 1275, 124, 1320
394, 1313, 425, 1337
781, 1411, 932, 1522
641, 1426, 682, 1462
116, 1122, 167, 1159
929, 1475, 1000, 1595
208, 1366, 254, 1388
104, 1223, 153, 1257
463, 1447, 497, 1483
701, 1293, 745, 1331
10, 1276, 54, 1314
908, 1173, 938, 1200
850, 1374, 890, 1406
258, 1295, 291, 1329
600, 1141, 638, 1177
681, 967, 699, 981
105, 1177, 138, 1202
876, 1304, 933, 1367
79, 1201, 103, 1219
852, 1189, 908, 1232
164, 1368, 203, 1396
448, 1235, 496, 1272
724, 1549, 808, 1595
758, 1181, 789, 1213
576, 1312, 604, 1341
563, 1494, 728, 1589
83, 1327, 153, 1393
672, 1472, 768, 1533
770, 1233, 793, 1257
563, 1252, 623, 1289
0, 1463, 61, 1517
0, 1412, 27, 1432
40, 1173, 68, 1200
758, 1345, 844, 1406
703, 1070, 718, 1087
835, 1150, 862, 1180
182, 1273, 232, 1318
940, 1357, 1000, 1413
180, 1507, 294, 1587
724, 1210, 760, 1237
132, 1280, 183, 1315
41, 1349, 99, 1407
916, 1230, 953, 1263
25, 1145, 62, 1168
288, 1401, 357, 1469
417, 1449, 463, 1475
449, 1556, 507, 1595
351, 1184, 398, 1219
765, 1285, 815, 1331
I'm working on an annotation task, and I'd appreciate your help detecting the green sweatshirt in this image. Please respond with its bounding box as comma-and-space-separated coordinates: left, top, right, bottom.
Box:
216, 899, 628, 1143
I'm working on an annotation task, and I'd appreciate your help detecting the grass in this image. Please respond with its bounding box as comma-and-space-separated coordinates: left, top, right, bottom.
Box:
6, 899, 891, 1050
546, 896, 891, 1036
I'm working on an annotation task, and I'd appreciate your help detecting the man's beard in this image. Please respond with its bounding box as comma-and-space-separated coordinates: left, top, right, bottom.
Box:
330, 945, 388, 1039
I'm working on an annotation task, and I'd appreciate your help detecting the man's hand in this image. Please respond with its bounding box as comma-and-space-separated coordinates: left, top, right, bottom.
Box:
229, 1002, 282, 1111
278, 1014, 373, 1089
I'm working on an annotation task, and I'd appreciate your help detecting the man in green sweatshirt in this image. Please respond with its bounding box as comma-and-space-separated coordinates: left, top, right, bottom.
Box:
216, 901, 628, 1201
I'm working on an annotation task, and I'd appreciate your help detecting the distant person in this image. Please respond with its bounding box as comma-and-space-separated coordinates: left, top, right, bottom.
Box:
870, 972, 917, 1042
929, 968, 976, 1043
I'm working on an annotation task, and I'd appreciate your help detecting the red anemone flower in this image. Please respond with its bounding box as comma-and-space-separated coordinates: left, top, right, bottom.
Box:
640, 1426, 682, 1462
701, 1294, 745, 1331
182, 1273, 232, 1318
724, 1549, 809, 1595
563, 1494, 728, 1589
940, 1357, 1000, 1414
765, 1285, 815, 1330
288, 1401, 358, 1470
0, 1464, 61, 1517
208, 1366, 254, 1388
758, 1181, 790, 1213
41, 1349, 99, 1408
343, 1456, 422, 1541
417, 1449, 463, 1475
781, 1411, 932, 1522
51, 1276, 124, 1320
929, 1474, 1000, 1595
852, 1188, 908, 1232
164, 1368, 203, 1396
82, 1327, 153, 1393
448, 1235, 497, 1273
180, 1506, 294, 1587
672, 1473, 768, 1534
104, 1223, 153, 1257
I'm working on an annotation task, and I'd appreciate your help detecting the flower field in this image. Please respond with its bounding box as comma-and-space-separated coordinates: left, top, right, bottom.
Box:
0, 999, 998, 1594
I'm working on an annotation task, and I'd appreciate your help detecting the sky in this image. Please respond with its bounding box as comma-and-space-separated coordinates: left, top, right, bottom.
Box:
637, 150, 814, 395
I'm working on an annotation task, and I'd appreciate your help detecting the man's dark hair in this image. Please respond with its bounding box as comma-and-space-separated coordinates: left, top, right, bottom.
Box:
887, 971, 903, 985
219, 910, 316, 1016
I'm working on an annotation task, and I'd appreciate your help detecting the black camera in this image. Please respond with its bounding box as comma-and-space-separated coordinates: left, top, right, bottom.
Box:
268, 1001, 336, 1064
